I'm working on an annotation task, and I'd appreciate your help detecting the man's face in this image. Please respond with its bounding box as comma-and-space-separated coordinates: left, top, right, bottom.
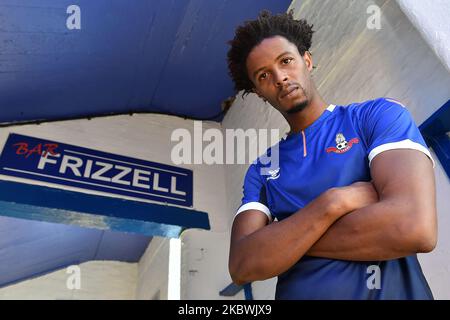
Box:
246, 36, 314, 115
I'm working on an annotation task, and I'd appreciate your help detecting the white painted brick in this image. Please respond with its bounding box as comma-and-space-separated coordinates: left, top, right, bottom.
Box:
136, 236, 170, 300
0, 261, 137, 300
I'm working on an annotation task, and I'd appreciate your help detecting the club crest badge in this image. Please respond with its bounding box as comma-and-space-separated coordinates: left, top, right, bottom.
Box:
326, 133, 359, 154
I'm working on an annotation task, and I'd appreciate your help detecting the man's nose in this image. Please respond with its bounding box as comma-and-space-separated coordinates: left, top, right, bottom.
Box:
274, 72, 288, 87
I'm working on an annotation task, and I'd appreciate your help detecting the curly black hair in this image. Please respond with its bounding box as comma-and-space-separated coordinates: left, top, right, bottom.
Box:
227, 10, 314, 95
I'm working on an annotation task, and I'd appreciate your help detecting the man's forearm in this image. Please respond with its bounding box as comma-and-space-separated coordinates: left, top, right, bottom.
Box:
307, 199, 428, 261
230, 189, 346, 284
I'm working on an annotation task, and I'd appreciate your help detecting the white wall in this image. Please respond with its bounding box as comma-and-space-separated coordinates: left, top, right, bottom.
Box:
0, 261, 137, 300
396, 0, 450, 72
222, 0, 450, 299
136, 236, 170, 300
180, 229, 243, 300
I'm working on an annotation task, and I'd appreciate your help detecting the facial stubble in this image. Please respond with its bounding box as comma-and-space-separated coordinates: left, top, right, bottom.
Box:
286, 85, 308, 114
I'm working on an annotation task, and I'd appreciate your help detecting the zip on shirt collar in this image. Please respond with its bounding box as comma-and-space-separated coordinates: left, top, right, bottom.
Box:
283, 104, 336, 158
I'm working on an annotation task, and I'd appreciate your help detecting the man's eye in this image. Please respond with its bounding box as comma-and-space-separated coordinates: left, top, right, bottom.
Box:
259, 72, 268, 80
282, 58, 293, 64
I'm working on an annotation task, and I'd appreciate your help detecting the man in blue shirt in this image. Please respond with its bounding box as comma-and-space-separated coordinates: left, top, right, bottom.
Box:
227, 11, 437, 299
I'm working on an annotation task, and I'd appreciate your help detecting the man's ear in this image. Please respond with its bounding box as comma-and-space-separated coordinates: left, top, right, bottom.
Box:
303, 51, 314, 72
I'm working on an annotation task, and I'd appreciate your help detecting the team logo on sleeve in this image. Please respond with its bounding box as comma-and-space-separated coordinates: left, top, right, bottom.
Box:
326, 133, 359, 154
266, 168, 280, 180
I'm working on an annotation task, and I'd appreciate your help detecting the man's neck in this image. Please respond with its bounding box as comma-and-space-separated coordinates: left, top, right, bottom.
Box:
286, 95, 328, 133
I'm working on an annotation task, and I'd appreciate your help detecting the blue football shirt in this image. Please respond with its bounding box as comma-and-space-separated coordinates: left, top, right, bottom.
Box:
235, 97, 434, 300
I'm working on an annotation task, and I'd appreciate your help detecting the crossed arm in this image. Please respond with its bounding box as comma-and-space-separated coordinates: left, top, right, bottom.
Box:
229, 149, 437, 285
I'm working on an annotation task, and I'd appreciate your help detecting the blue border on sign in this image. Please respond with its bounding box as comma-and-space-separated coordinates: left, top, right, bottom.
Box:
0, 179, 210, 237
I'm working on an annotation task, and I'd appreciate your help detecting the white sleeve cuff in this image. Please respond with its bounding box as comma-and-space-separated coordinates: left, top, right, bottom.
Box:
234, 202, 273, 223
368, 139, 435, 168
